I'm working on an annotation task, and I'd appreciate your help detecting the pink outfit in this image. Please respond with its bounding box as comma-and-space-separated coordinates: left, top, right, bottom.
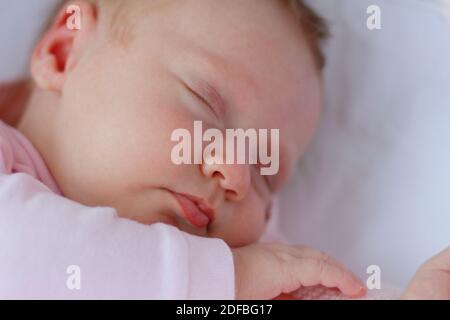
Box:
0, 120, 235, 299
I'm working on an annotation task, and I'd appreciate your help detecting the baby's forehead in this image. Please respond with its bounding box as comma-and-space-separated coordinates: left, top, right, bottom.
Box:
94, 0, 326, 73
125, 0, 321, 174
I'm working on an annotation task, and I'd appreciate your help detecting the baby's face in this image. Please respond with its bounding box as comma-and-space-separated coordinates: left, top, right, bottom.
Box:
50, 0, 321, 247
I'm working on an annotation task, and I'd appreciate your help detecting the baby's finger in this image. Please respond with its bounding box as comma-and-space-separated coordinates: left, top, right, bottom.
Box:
427, 246, 450, 270
317, 260, 366, 298
292, 256, 365, 298
290, 246, 365, 291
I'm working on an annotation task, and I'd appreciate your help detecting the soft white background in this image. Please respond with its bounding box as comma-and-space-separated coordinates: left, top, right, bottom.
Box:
282, 0, 450, 287
1, 0, 449, 288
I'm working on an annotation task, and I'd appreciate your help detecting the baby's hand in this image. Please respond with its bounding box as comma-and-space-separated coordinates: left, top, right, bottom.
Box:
232, 243, 365, 300
403, 247, 450, 300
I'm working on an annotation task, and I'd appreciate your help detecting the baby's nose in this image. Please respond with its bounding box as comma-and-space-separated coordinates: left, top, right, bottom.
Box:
201, 162, 251, 201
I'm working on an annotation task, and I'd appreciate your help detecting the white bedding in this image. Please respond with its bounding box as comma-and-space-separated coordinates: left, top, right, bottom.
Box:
280, 0, 450, 287
0, 0, 59, 82
1, 0, 449, 289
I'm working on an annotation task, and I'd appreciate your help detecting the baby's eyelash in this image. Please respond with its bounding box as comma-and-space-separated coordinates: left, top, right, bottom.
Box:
182, 82, 218, 118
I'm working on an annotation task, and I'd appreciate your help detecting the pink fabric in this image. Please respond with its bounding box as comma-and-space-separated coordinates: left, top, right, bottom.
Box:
0, 120, 235, 299
0, 121, 61, 195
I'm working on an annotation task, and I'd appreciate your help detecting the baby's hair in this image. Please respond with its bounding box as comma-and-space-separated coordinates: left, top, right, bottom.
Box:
288, 0, 329, 69
57, 0, 329, 68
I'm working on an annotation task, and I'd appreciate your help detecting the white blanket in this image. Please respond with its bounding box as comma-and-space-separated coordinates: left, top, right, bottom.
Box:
280, 0, 450, 287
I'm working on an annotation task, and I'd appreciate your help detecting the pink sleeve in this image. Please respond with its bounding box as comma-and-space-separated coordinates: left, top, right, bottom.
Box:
0, 173, 235, 299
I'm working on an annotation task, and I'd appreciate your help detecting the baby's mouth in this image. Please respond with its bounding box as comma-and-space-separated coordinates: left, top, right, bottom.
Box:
169, 191, 215, 229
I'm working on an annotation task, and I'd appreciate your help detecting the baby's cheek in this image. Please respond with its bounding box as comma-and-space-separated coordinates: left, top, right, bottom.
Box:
223, 195, 268, 248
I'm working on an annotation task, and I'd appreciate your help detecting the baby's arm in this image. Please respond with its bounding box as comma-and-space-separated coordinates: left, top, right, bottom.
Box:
0, 173, 234, 299
403, 247, 450, 300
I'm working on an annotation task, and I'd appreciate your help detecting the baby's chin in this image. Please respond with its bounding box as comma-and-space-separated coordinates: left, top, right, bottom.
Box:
71, 184, 266, 246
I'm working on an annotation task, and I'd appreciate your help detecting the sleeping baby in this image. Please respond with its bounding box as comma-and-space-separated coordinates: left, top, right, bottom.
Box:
0, 0, 448, 299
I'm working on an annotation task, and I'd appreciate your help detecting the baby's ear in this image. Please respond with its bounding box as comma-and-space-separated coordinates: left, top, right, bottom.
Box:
31, 1, 97, 91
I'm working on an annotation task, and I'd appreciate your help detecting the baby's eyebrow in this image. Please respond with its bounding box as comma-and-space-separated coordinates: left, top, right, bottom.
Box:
184, 41, 259, 115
